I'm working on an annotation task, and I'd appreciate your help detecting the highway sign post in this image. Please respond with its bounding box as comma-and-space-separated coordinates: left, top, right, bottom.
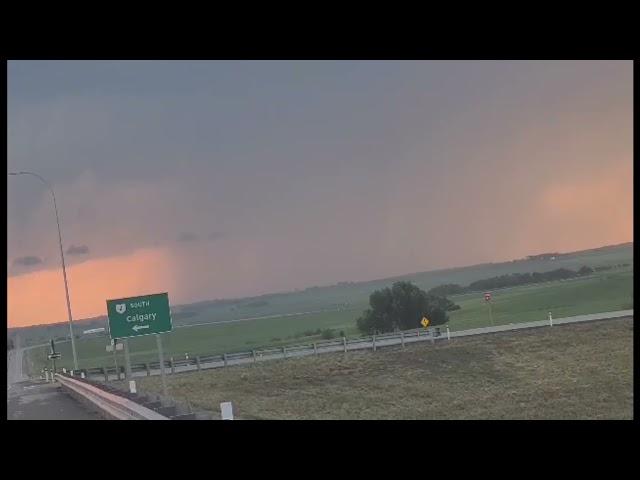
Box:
106, 292, 172, 393
156, 334, 168, 397
123, 339, 132, 379
111, 339, 119, 380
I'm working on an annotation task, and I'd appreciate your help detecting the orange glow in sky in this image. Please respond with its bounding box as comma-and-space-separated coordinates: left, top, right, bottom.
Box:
7, 247, 175, 328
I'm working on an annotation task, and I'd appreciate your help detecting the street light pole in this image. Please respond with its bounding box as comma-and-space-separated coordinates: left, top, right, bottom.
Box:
9, 171, 79, 370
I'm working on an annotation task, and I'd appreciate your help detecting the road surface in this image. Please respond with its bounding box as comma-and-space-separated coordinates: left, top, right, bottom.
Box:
7, 380, 103, 420
7, 348, 26, 385
8, 347, 102, 420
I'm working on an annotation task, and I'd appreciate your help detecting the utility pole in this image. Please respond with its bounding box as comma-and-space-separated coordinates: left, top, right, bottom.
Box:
9, 171, 79, 370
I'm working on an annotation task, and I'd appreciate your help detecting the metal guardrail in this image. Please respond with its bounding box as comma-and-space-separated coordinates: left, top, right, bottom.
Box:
55, 373, 170, 420
80, 309, 633, 381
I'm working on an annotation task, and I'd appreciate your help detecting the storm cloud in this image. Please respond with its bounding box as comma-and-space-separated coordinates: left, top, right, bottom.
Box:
12, 256, 43, 267
66, 244, 90, 255
7, 61, 633, 310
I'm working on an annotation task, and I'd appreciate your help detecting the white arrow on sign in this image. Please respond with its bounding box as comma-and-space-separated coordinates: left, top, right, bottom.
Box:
132, 324, 149, 332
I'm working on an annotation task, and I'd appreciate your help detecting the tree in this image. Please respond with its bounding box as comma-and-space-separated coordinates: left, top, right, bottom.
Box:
578, 266, 594, 276
357, 281, 450, 334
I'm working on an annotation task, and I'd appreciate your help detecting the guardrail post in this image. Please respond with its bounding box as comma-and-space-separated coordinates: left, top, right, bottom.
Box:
223, 353, 227, 367
548, 311, 553, 327
145, 363, 151, 377
103, 367, 108, 382
313, 343, 317, 356
401, 331, 405, 348
170, 357, 175, 374
282, 346, 287, 358
417, 329, 420, 337
45, 370, 49, 382
220, 401, 234, 420
196, 356, 201, 370
446, 326, 451, 341
252, 350, 257, 363
343, 337, 347, 353
373, 334, 376, 352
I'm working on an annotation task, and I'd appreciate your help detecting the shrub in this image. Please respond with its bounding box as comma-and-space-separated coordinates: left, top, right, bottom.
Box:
321, 329, 335, 340
578, 266, 594, 275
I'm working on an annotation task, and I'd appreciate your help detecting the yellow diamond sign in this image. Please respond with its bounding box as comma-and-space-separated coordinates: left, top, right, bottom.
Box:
421, 317, 430, 328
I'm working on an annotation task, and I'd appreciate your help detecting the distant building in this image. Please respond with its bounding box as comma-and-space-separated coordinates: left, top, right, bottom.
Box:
527, 253, 561, 261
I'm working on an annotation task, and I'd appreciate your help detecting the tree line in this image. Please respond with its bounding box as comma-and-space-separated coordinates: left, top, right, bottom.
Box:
427, 266, 595, 297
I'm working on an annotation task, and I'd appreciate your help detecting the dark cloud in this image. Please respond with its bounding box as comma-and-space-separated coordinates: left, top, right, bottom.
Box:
66, 245, 90, 255
13, 256, 43, 267
177, 232, 197, 243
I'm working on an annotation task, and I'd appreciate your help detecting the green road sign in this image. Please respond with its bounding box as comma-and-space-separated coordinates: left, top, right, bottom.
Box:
106, 292, 172, 339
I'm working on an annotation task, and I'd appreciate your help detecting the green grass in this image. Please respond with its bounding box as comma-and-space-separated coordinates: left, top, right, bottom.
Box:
447, 270, 634, 330
133, 317, 634, 419
26, 308, 364, 372
26, 269, 633, 374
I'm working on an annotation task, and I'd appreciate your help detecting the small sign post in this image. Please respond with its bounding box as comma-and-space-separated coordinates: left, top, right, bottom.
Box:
48, 339, 60, 374
484, 293, 494, 326
221, 402, 234, 420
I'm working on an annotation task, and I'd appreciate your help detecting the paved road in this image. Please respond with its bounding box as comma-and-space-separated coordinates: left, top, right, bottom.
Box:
7, 348, 26, 385
8, 346, 103, 420
7, 380, 103, 420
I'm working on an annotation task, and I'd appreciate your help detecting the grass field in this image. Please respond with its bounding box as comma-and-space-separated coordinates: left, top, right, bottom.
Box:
132, 317, 634, 419
447, 269, 634, 330
25, 268, 633, 373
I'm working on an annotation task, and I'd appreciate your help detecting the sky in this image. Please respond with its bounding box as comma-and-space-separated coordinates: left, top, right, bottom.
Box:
7, 60, 633, 327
